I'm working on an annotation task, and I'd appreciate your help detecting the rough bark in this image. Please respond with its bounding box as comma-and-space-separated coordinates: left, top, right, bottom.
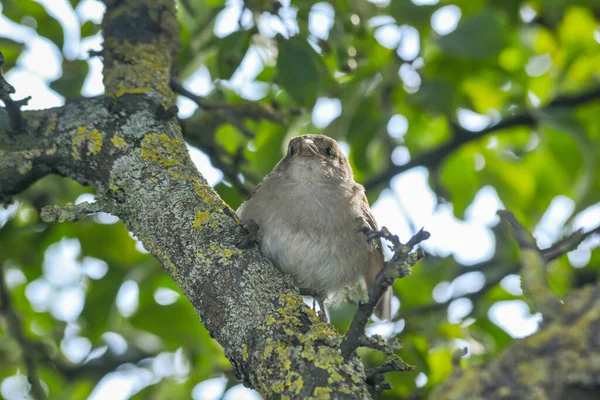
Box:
434, 284, 600, 400
0, 0, 370, 398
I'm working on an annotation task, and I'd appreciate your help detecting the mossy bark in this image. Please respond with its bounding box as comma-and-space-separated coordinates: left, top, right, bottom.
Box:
434, 284, 600, 400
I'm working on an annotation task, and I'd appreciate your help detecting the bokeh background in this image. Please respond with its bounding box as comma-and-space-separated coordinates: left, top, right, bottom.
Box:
0, 0, 599, 398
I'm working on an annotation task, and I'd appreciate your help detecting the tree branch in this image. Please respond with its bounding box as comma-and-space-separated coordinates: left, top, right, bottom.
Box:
179, 116, 254, 196
0, 262, 45, 399
434, 284, 600, 399
364, 87, 600, 190
171, 79, 287, 126
399, 222, 600, 318
498, 210, 562, 320
40, 201, 105, 223
542, 224, 600, 261
341, 227, 429, 359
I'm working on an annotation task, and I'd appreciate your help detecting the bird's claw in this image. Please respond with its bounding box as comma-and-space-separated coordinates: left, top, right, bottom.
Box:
299, 288, 329, 323
236, 219, 260, 249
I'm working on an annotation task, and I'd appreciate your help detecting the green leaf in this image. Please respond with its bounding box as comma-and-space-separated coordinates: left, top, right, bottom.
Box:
130, 292, 212, 351
80, 20, 100, 38
426, 348, 453, 386
2, 0, 65, 50
49, 59, 89, 100
277, 36, 330, 107
439, 147, 481, 218
412, 78, 455, 116
437, 11, 507, 59
216, 30, 251, 79
0, 38, 25, 70
389, 1, 437, 29
537, 107, 595, 210
214, 182, 246, 209
80, 267, 127, 341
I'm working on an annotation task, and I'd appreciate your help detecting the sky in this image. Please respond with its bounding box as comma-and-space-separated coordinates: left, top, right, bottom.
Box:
1, 0, 600, 399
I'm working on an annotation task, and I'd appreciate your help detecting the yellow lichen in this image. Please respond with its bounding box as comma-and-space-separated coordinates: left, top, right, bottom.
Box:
206, 244, 241, 264
102, 37, 173, 106
140, 134, 230, 215
253, 292, 365, 397
193, 180, 224, 211
111, 135, 128, 149
43, 113, 58, 136
136, 236, 183, 290
18, 161, 32, 175
45, 146, 57, 155
260, 337, 305, 395
222, 249, 233, 258
311, 387, 332, 400
242, 345, 249, 362
195, 252, 213, 265
72, 127, 103, 160
140, 133, 200, 180
285, 372, 304, 395
114, 86, 151, 98
193, 211, 211, 229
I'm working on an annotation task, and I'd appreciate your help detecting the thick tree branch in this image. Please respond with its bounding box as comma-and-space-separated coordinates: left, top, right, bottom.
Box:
365, 86, 600, 190
434, 284, 600, 399
0, 263, 45, 399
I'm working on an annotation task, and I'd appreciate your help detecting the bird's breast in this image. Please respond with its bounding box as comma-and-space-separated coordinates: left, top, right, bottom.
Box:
255, 178, 369, 295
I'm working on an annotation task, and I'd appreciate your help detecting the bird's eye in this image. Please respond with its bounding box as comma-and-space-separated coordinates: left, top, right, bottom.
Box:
289, 146, 296, 155
325, 147, 333, 156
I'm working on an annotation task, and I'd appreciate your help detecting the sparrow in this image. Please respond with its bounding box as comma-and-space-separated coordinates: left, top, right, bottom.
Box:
236, 134, 392, 321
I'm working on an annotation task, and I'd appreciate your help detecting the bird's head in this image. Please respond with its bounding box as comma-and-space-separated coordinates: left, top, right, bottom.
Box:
274, 134, 353, 182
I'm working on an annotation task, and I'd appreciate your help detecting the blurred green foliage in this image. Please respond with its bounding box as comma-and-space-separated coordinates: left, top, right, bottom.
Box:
1, 0, 599, 398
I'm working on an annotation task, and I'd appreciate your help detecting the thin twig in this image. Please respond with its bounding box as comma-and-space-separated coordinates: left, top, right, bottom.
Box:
0, 263, 45, 399
399, 266, 518, 318
171, 79, 287, 125
40, 201, 105, 223
180, 121, 253, 196
340, 227, 429, 358
498, 210, 562, 320
431, 222, 600, 281
542, 224, 600, 261
0, 51, 31, 135
365, 354, 414, 379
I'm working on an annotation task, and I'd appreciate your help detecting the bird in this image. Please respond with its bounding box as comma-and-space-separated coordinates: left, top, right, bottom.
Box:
236, 134, 392, 321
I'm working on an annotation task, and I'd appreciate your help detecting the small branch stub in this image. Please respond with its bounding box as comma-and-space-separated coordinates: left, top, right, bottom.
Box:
0, 51, 31, 135
498, 210, 562, 321
40, 201, 105, 224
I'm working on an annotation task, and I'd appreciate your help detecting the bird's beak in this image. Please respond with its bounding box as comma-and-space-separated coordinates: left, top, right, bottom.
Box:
298, 139, 318, 157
